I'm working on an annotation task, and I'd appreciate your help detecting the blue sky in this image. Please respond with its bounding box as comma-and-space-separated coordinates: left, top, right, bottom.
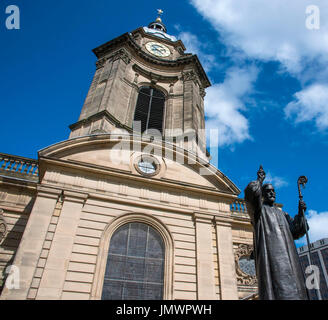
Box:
1, 0, 328, 247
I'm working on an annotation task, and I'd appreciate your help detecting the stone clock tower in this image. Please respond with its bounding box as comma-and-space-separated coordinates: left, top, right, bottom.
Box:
69, 13, 210, 159
0, 13, 256, 300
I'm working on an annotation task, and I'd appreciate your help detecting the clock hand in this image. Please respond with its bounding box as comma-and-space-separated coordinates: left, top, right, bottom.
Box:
153, 47, 163, 55
151, 45, 161, 51
149, 43, 167, 56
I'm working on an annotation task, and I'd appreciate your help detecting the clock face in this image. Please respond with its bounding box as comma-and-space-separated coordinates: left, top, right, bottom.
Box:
145, 42, 171, 57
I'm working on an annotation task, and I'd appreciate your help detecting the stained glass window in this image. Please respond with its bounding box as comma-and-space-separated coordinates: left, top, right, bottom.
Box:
101, 223, 165, 300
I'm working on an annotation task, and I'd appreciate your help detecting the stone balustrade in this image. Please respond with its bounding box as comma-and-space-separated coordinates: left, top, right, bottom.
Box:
0, 153, 39, 182
230, 199, 248, 214
230, 198, 283, 216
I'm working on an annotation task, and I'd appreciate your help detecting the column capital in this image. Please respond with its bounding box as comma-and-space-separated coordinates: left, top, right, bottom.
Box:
111, 48, 131, 65
37, 185, 62, 200
193, 211, 214, 224
63, 190, 89, 204
214, 215, 233, 227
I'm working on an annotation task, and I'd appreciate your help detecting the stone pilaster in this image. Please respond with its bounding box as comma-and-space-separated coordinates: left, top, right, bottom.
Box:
36, 190, 88, 300
125, 83, 139, 128
100, 49, 131, 122
193, 212, 216, 300
214, 215, 238, 300
182, 71, 197, 133
0, 186, 62, 300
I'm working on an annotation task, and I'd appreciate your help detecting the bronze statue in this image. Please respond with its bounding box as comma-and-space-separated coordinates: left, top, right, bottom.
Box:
244, 166, 309, 300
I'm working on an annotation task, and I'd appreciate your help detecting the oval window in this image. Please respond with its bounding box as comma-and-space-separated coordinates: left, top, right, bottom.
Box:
138, 160, 157, 175
134, 155, 160, 177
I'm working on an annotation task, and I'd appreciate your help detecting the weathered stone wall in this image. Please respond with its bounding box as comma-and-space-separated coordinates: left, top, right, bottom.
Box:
0, 181, 36, 293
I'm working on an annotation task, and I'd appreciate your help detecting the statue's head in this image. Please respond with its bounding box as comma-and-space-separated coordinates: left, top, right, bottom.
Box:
262, 183, 276, 206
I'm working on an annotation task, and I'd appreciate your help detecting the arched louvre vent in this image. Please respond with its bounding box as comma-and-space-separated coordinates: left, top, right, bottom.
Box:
133, 87, 165, 135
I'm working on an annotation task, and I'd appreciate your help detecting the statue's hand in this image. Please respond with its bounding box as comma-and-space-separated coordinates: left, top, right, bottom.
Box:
298, 200, 307, 214
257, 165, 266, 184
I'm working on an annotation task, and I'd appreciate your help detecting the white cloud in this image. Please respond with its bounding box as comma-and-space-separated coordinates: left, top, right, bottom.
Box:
205, 66, 259, 146
174, 29, 259, 147
190, 0, 328, 75
296, 210, 328, 246
285, 83, 328, 130
177, 31, 217, 72
190, 0, 328, 131
264, 172, 289, 189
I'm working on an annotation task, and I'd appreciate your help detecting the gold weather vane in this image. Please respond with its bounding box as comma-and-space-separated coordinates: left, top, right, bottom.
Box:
157, 9, 164, 18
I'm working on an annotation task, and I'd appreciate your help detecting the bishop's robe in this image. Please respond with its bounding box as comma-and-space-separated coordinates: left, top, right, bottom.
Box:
244, 180, 309, 300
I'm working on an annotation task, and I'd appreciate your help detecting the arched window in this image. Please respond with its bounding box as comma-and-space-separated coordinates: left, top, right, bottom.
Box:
101, 222, 165, 300
133, 87, 165, 135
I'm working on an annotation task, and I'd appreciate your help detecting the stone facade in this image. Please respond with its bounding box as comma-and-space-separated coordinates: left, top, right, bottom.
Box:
0, 141, 255, 300
0, 20, 257, 300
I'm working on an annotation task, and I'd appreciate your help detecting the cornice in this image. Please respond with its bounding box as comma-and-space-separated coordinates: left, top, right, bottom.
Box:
0, 176, 38, 190
132, 64, 179, 84
69, 110, 133, 133
92, 32, 211, 88
0, 204, 33, 214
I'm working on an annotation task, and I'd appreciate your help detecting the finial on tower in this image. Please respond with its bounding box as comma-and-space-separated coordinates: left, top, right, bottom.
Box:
144, 9, 177, 41
156, 9, 164, 22
148, 9, 167, 33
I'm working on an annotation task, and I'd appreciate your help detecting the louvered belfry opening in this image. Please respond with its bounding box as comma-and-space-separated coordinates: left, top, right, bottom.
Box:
133, 87, 165, 135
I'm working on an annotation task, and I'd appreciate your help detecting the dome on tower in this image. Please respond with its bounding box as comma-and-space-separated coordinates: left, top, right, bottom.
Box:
143, 10, 177, 42
148, 16, 167, 33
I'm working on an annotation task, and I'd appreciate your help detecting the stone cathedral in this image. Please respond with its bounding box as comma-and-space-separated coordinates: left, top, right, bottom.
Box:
0, 14, 256, 300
